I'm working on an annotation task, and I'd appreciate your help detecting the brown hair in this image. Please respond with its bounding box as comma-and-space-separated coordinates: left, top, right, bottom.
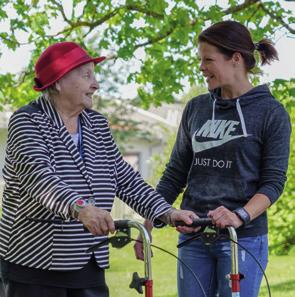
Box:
198, 21, 278, 71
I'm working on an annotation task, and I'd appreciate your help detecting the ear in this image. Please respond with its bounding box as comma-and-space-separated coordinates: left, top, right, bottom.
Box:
232, 52, 242, 66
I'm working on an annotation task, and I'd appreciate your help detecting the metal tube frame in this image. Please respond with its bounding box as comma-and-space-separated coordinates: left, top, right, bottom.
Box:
117, 221, 239, 297
126, 220, 153, 297
227, 226, 241, 297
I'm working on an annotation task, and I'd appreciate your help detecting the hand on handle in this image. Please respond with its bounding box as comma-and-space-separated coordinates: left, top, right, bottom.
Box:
78, 205, 115, 236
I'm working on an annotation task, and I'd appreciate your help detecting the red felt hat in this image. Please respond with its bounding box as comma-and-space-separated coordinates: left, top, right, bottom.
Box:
33, 42, 106, 91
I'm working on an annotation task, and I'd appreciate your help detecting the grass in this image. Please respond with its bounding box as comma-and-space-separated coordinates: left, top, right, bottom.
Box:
106, 227, 295, 297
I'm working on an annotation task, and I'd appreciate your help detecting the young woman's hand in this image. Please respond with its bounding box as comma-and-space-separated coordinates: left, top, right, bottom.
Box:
208, 206, 243, 229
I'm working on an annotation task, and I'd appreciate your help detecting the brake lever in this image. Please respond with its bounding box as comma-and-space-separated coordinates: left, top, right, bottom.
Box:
87, 226, 131, 253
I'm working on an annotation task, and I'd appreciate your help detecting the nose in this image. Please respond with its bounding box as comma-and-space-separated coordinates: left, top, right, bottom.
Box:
91, 76, 99, 90
199, 60, 205, 72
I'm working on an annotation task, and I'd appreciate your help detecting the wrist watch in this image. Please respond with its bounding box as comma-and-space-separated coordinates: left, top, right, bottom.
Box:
233, 207, 251, 225
71, 199, 88, 219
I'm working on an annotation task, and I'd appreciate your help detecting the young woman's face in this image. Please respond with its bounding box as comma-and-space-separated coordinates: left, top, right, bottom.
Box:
198, 42, 236, 90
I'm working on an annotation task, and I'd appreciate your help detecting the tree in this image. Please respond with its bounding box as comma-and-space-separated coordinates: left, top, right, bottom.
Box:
0, 0, 294, 109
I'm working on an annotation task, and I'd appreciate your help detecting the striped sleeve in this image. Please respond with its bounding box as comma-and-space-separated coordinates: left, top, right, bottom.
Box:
110, 137, 171, 222
5, 112, 81, 219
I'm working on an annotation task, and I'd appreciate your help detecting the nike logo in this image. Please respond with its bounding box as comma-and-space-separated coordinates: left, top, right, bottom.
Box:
192, 134, 245, 153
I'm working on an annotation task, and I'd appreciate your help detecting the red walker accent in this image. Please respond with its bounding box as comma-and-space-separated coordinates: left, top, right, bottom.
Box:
230, 273, 241, 293
145, 279, 153, 297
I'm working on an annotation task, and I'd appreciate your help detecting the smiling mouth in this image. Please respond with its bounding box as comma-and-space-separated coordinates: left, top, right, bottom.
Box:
86, 93, 94, 98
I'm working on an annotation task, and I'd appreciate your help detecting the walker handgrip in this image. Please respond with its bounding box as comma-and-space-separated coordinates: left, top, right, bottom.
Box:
114, 220, 130, 230
175, 218, 213, 227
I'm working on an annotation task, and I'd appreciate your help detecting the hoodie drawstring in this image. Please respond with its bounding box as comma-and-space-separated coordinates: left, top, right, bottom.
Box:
210, 97, 216, 137
236, 98, 248, 137
210, 95, 248, 137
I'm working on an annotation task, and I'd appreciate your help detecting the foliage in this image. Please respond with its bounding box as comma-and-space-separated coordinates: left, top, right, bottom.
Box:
0, 0, 294, 109
267, 79, 295, 254
268, 113, 295, 254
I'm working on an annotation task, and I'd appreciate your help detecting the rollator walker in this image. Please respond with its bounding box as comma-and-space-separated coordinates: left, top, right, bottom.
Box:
89, 218, 242, 297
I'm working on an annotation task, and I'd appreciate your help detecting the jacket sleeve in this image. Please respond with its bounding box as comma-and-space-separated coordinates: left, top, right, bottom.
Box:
257, 105, 291, 204
4, 112, 81, 220
156, 100, 194, 205
108, 133, 171, 222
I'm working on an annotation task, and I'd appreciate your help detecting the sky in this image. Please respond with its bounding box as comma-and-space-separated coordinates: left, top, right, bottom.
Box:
0, 0, 294, 99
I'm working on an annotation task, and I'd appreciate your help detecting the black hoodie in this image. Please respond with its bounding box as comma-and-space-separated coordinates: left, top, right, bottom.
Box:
157, 84, 291, 237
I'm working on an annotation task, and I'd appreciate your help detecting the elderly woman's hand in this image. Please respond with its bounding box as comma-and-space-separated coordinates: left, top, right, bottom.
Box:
161, 208, 201, 233
78, 205, 115, 236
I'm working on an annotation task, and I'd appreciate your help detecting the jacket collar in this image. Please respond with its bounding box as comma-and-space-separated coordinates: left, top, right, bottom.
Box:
36, 95, 93, 129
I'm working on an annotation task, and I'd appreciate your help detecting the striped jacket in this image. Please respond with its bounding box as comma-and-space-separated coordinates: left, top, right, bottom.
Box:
0, 96, 171, 271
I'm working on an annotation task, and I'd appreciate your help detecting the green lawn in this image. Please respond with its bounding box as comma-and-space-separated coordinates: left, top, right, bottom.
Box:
106, 227, 295, 297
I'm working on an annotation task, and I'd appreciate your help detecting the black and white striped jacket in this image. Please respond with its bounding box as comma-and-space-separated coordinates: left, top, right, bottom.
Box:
0, 96, 170, 271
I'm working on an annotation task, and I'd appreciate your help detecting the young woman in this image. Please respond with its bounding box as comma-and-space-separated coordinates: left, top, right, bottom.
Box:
135, 20, 291, 297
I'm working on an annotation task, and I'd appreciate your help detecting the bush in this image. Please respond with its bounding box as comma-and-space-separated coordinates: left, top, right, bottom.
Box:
268, 107, 295, 254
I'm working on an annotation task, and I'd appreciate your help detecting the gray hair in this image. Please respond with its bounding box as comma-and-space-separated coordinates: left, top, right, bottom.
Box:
42, 84, 59, 101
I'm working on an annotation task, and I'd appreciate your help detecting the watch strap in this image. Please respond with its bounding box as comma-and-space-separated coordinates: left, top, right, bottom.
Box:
233, 207, 251, 225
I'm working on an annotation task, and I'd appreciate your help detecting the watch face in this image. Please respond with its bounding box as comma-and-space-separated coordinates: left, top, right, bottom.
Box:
76, 199, 85, 206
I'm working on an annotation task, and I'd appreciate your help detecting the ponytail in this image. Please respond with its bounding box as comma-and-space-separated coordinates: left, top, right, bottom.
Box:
254, 39, 279, 65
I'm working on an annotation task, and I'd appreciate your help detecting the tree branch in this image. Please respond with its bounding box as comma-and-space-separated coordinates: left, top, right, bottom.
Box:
54, 7, 121, 37
259, 3, 295, 35
53, 3, 165, 38
134, 26, 176, 49
125, 4, 164, 19
223, 0, 260, 15
135, 0, 261, 49
50, 0, 72, 25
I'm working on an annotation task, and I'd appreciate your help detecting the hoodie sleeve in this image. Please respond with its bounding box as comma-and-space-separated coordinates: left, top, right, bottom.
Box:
156, 100, 194, 205
257, 105, 291, 204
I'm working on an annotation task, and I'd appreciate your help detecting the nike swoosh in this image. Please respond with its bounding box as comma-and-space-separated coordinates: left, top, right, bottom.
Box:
192, 134, 245, 153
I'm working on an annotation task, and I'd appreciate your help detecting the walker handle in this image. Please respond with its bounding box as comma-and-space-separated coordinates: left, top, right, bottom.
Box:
175, 218, 213, 227
114, 220, 130, 230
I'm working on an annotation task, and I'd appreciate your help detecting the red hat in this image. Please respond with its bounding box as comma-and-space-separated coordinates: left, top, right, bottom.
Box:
33, 42, 106, 91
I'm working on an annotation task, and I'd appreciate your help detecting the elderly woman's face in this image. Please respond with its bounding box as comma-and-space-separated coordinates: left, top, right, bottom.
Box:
57, 62, 99, 110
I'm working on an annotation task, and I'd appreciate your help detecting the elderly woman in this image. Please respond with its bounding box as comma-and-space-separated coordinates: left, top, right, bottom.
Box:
0, 42, 197, 297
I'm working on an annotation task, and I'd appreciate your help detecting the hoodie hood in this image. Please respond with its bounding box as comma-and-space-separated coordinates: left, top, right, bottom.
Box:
209, 84, 272, 137
210, 84, 272, 109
